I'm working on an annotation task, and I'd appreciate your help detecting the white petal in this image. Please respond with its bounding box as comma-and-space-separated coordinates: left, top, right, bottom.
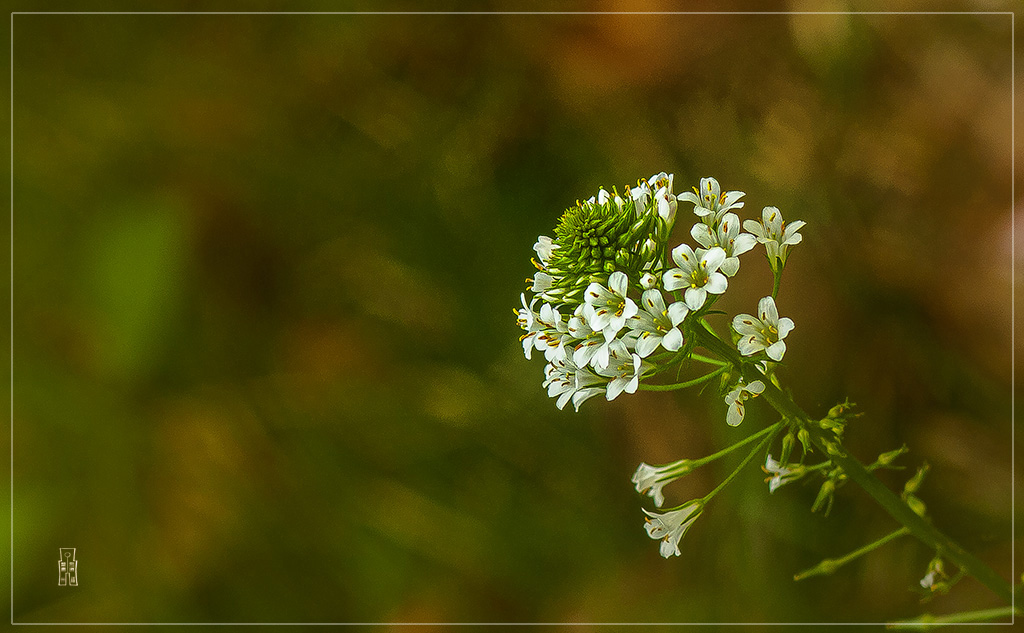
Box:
622, 298, 639, 320
720, 257, 740, 277
670, 244, 696, 270
727, 401, 744, 426
731, 233, 757, 256
690, 222, 716, 249
608, 271, 629, 296
700, 247, 727, 272
666, 302, 689, 326
777, 317, 795, 339
571, 388, 603, 412
758, 296, 779, 324
678, 191, 700, 205
684, 287, 707, 311
663, 269, 686, 292
766, 340, 787, 361
661, 328, 684, 352
606, 377, 628, 401
641, 289, 667, 314
746, 380, 765, 394
634, 333, 661, 357
732, 315, 761, 336
705, 272, 728, 295
743, 219, 765, 240
737, 335, 765, 357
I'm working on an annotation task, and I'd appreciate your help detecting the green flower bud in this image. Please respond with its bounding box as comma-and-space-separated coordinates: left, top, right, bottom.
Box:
797, 428, 812, 457
876, 444, 909, 468
812, 479, 836, 515
903, 462, 930, 496
780, 431, 796, 465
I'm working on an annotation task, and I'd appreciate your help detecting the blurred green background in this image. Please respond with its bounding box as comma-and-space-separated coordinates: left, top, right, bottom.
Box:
7, 3, 1018, 624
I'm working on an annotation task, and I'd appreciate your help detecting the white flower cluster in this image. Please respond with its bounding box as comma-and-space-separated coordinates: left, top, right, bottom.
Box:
517, 173, 803, 421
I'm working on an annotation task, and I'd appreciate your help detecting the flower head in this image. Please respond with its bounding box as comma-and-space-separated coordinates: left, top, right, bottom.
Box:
678, 177, 745, 226
724, 379, 765, 426
732, 296, 794, 361
690, 212, 756, 277
663, 245, 728, 310
743, 206, 805, 266
642, 501, 704, 558
632, 459, 692, 507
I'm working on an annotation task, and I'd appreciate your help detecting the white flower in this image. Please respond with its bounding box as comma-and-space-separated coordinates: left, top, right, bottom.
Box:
648, 172, 677, 224
530, 271, 553, 293
639, 272, 658, 289
533, 235, 558, 265
543, 356, 605, 412
690, 212, 756, 277
678, 177, 745, 226
595, 340, 650, 401
569, 309, 615, 370
627, 289, 688, 357
919, 557, 947, 590
522, 303, 569, 361
632, 459, 691, 507
583, 271, 639, 340
762, 454, 800, 493
642, 501, 703, 558
628, 180, 653, 217
663, 245, 728, 310
732, 296, 794, 362
742, 206, 806, 265
724, 379, 765, 427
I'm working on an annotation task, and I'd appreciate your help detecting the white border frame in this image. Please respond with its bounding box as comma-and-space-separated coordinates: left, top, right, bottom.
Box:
8, 9, 1015, 626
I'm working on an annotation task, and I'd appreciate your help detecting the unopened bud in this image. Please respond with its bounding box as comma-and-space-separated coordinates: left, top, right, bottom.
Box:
797, 428, 812, 457
780, 432, 796, 465
876, 444, 909, 468
905, 494, 927, 517
903, 463, 930, 496
812, 479, 836, 515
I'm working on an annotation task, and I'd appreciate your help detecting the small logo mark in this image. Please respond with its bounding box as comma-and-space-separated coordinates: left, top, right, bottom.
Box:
58, 548, 77, 586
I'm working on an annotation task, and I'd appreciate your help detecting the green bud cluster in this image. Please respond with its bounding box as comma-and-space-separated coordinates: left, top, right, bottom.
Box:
543, 193, 662, 305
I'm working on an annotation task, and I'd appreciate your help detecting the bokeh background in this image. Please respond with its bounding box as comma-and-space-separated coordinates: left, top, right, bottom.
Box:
6, 2, 1018, 625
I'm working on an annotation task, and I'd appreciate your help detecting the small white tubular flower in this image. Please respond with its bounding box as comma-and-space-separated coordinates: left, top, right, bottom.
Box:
639, 272, 658, 290
532, 303, 571, 362
596, 340, 651, 401
678, 177, 745, 225
663, 245, 728, 311
530, 271, 553, 293
919, 558, 946, 590
742, 206, 806, 265
732, 296, 795, 362
533, 235, 558, 265
632, 459, 692, 508
628, 180, 653, 217
583, 271, 639, 340
724, 379, 765, 426
544, 356, 605, 412
648, 171, 677, 225
569, 309, 614, 370
690, 212, 756, 277
762, 454, 800, 493
628, 289, 688, 357
643, 501, 703, 558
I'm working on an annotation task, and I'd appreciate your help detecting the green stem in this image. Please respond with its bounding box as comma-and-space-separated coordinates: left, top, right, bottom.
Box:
697, 421, 783, 468
702, 424, 780, 503
887, 606, 1020, 629
770, 265, 782, 300
691, 352, 728, 366
690, 325, 1014, 604
639, 365, 728, 391
794, 527, 909, 581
